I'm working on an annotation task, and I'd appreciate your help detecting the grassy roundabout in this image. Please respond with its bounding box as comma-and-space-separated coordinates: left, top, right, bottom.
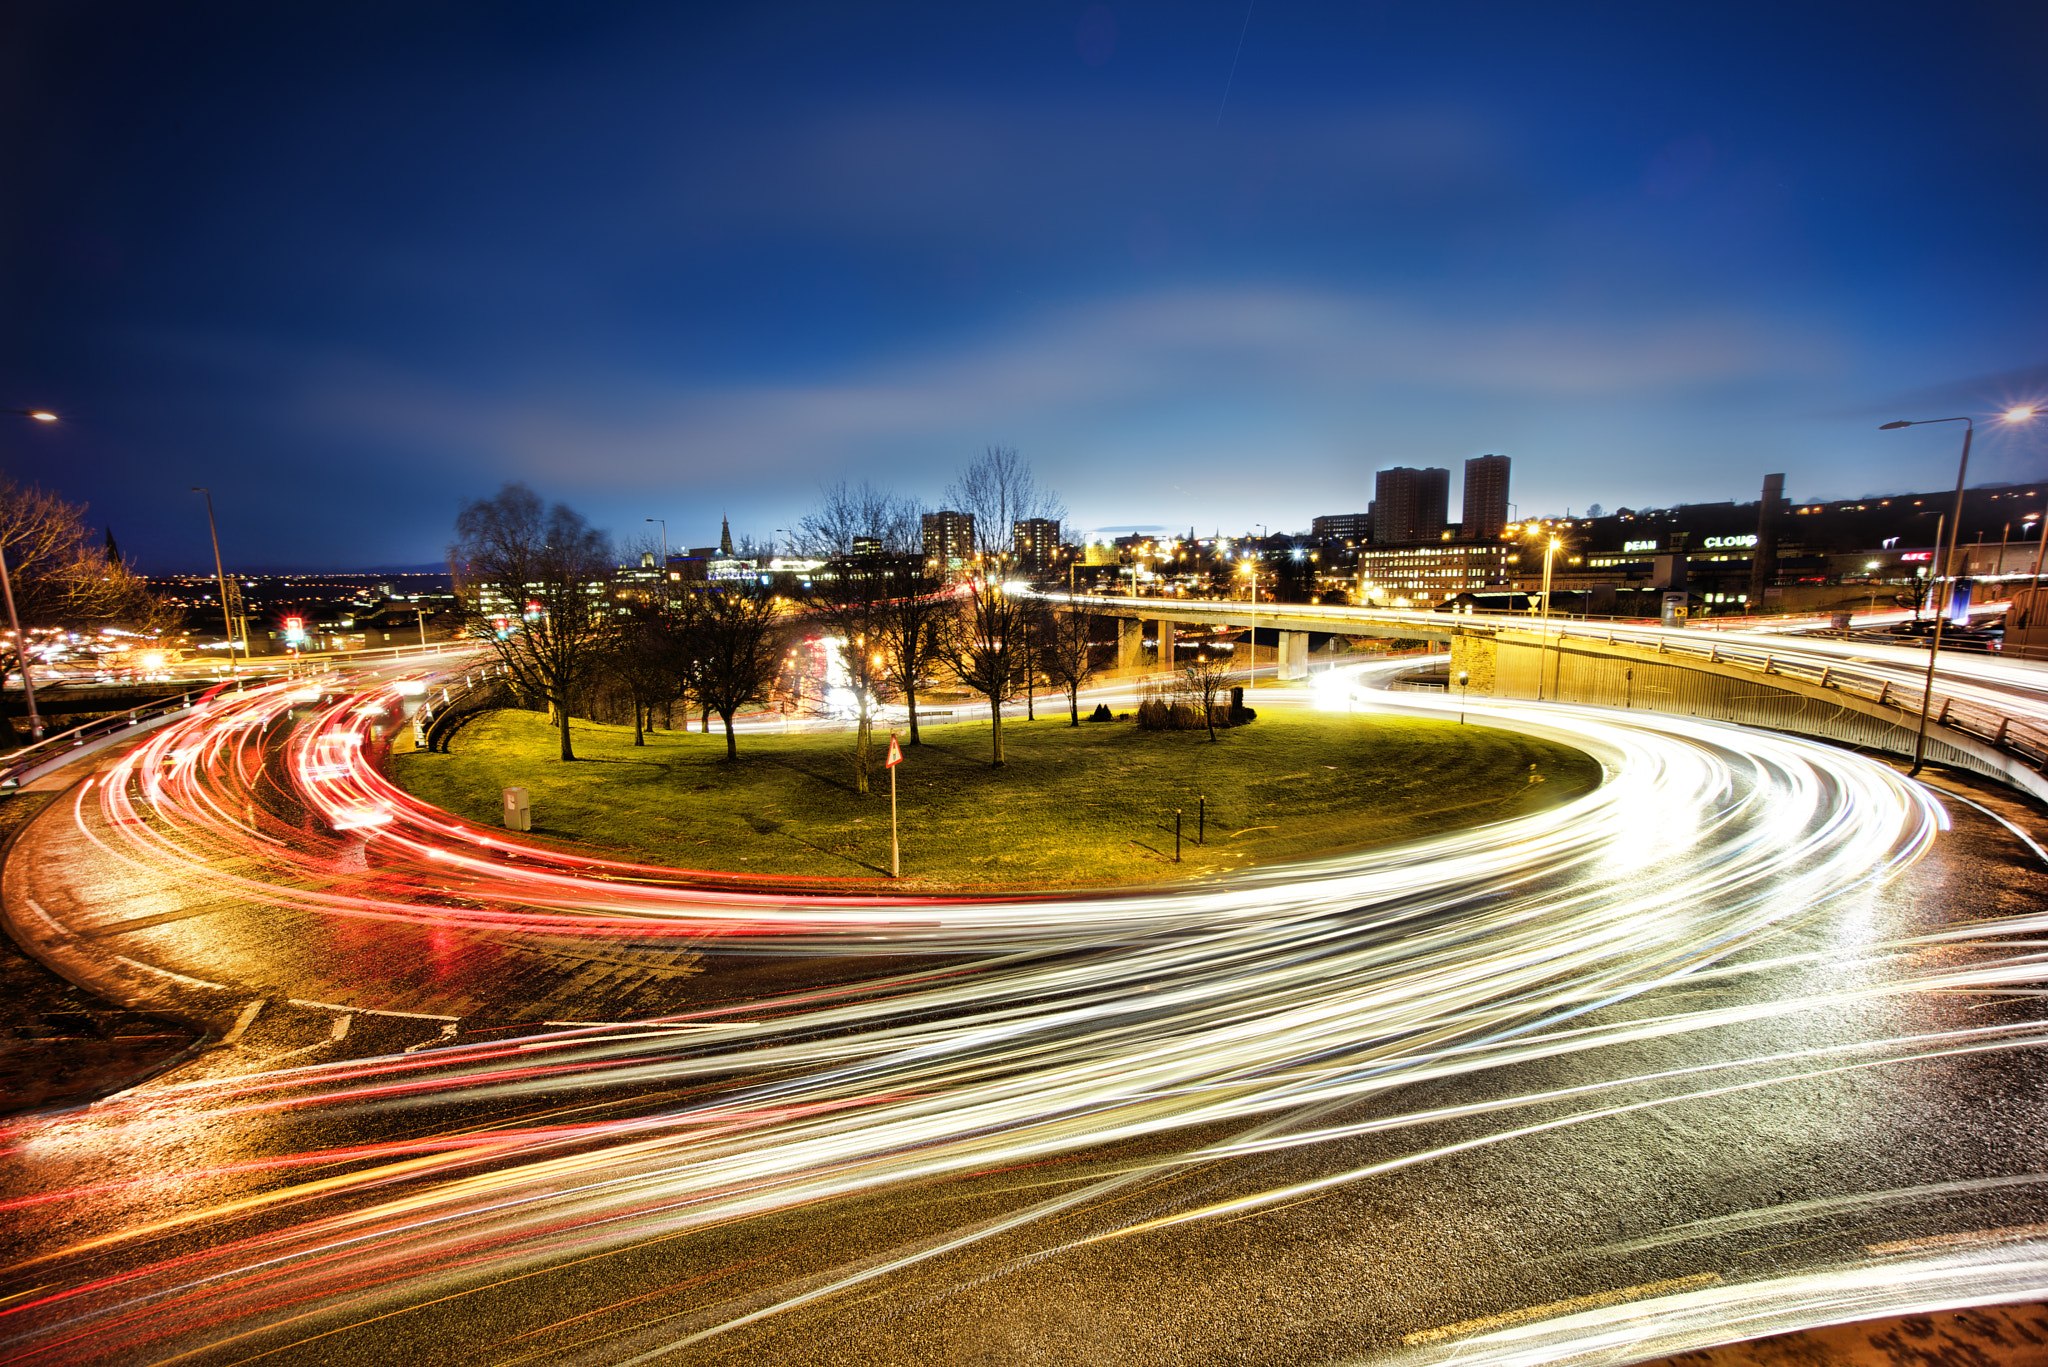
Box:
388, 701, 1602, 889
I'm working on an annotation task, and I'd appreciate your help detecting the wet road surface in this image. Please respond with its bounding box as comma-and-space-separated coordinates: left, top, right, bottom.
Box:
0, 668, 2045, 1366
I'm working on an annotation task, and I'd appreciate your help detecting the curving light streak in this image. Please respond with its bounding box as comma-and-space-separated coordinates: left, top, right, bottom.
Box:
2, 659, 2044, 1365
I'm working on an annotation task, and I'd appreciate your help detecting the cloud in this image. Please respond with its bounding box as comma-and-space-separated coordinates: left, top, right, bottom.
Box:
189, 281, 1852, 545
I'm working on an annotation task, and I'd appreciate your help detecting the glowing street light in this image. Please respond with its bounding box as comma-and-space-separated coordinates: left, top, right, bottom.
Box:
1879, 406, 2037, 773
1537, 537, 1561, 702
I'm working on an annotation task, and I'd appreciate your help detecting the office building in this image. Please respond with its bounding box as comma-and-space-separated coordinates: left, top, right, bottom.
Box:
922, 510, 975, 578
1311, 512, 1372, 542
1357, 543, 1509, 607
1462, 454, 1511, 542
1372, 467, 1450, 545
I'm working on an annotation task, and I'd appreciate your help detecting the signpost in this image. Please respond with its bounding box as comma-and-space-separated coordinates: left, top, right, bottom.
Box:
885, 731, 903, 878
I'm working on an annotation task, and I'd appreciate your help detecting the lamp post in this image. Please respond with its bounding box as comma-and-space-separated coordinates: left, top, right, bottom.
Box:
1536, 536, 1560, 702
1878, 407, 2035, 774
191, 487, 239, 677
0, 411, 58, 740
2025, 513, 2048, 619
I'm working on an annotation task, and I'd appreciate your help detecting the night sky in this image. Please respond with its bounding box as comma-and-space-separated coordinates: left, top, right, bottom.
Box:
6, 1, 2048, 572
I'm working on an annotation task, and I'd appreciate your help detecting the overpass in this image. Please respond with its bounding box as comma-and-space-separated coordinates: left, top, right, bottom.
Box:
1028, 590, 2048, 802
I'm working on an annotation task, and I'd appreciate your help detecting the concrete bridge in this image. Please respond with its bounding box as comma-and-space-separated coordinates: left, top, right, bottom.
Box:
1030, 591, 2048, 802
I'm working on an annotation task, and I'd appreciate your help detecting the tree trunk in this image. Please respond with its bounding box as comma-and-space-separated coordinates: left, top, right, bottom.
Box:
1068, 684, 1080, 726
854, 711, 872, 795
633, 703, 645, 746
906, 688, 921, 744
987, 692, 1005, 767
701, 704, 711, 734
721, 709, 738, 759
558, 699, 575, 761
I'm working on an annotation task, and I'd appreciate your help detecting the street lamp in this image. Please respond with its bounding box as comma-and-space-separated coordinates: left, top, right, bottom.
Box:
191, 487, 239, 677
1, 410, 59, 739
1536, 536, 1560, 702
1879, 407, 2036, 774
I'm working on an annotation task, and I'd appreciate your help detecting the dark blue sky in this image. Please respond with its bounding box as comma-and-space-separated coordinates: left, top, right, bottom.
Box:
6, 1, 2048, 571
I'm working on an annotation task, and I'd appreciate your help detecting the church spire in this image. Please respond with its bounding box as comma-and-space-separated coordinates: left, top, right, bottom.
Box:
719, 516, 733, 556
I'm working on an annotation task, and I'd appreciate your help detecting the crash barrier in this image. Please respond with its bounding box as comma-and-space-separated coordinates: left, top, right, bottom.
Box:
0, 689, 216, 791
417, 666, 510, 753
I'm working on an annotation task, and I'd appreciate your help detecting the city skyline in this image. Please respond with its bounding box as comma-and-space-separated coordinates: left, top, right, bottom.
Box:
7, 1, 2048, 573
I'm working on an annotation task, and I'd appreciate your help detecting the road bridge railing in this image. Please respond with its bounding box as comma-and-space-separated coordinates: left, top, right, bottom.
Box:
0, 688, 222, 791
1024, 589, 2048, 787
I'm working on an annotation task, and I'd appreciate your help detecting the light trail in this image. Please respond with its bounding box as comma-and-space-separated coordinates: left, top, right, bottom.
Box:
1, 659, 2044, 1364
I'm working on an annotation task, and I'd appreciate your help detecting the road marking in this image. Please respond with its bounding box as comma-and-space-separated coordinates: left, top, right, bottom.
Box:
285, 997, 459, 1021
1401, 1272, 1722, 1346
1866, 1222, 2048, 1255
221, 998, 267, 1046
84, 901, 240, 937
110, 956, 228, 990
1934, 787, 2048, 866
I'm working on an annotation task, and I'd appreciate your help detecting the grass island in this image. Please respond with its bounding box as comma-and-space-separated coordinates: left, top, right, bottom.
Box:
388, 703, 1602, 890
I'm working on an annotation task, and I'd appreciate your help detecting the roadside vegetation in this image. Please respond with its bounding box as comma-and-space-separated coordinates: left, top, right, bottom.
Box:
389, 706, 1600, 889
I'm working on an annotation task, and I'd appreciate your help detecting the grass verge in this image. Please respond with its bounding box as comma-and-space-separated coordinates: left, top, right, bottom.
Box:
388, 704, 1600, 889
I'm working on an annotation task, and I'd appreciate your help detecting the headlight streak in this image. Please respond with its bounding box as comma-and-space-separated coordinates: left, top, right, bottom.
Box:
4, 662, 2044, 1364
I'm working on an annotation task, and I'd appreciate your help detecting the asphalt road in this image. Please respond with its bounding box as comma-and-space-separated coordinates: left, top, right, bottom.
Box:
1, 665, 2046, 1366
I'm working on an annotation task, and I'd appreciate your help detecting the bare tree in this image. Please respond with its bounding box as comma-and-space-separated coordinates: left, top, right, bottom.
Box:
1039, 605, 1100, 726
877, 574, 953, 746
1180, 657, 1236, 742
796, 480, 957, 778
449, 483, 614, 763
0, 475, 157, 731
802, 556, 900, 794
604, 597, 687, 745
937, 446, 1065, 767
685, 582, 785, 760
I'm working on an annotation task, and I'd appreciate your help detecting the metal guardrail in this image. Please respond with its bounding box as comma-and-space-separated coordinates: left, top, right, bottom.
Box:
414, 663, 510, 752
1491, 619, 2048, 773
1031, 590, 2048, 777
0, 689, 210, 790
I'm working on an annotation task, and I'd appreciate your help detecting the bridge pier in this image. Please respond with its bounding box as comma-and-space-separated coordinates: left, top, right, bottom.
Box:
1278, 630, 1309, 680
1117, 618, 1145, 673
1156, 620, 1176, 670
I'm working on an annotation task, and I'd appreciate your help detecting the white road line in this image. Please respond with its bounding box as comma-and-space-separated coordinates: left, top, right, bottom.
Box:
109, 955, 229, 990
1401, 1272, 1723, 1346
220, 998, 267, 1046
285, 997, 458, 1021
1866, 1222, 2048, 1255
1934, 788, 2048, 866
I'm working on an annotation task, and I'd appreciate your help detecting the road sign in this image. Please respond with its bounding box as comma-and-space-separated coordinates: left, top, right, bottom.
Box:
887, 731, 902, 878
